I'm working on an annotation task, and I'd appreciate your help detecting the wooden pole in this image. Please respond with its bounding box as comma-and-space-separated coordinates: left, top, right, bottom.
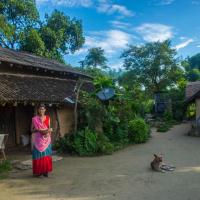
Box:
74, 79, 84, 133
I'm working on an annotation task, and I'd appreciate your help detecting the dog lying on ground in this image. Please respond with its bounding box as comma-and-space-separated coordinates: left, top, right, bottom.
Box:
151, 154, 175, 172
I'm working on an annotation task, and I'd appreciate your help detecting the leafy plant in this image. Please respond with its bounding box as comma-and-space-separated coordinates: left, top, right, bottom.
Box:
0, 160, 11, 179
128, 118, 150, 143
97, 134, 114, 155
157, 123, 171, 132
73, 127, 97, 156
163, 109, 173, 122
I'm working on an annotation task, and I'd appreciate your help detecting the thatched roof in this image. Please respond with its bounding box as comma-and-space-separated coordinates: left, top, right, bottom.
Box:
185, 81, 200, 103
0, 73, 93, 104
0, 47, 90, 78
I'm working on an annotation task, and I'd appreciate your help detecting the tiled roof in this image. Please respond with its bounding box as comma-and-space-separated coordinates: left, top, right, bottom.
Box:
185, 81, 200, 103
0, 47, 90, 78
0, 73, 93, 104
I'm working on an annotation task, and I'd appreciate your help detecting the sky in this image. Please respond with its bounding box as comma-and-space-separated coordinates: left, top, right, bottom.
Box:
36, 0, 200, 69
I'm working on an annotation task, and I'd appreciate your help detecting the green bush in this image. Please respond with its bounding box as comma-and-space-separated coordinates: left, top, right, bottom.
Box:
53, 134, 74, 154
54, 128, 98, 156
164, 109, 173, 122
0, 160, 11, 179
157, 123, 170, 132
128, 118, 150, 143
73, 127, 97, 156
97, 134, 114, 155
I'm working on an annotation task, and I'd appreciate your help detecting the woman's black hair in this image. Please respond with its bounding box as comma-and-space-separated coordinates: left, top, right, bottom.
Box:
37, 103, 46, 109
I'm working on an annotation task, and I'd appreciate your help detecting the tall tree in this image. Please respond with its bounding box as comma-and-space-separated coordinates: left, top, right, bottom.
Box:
0, 2, 85, 63
182, 54, 200, 82
121, 40, 181, 93
188, 53, 200, 70
0, 0, 39, 49
84, 47, 107, 69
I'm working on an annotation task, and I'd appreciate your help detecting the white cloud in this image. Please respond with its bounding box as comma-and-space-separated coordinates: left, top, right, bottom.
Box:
36, 0, 93, 7
160, 0, 175, 5
109, 20, 131, 30
175, 39, 194, 50
97, 2, 134, 17
179, 36, 187, 40
110, 61, 123, 70
192, 1, 200, 5
36, 0, 134, 17
135, 23, 173, 42
74, 29, 133, 56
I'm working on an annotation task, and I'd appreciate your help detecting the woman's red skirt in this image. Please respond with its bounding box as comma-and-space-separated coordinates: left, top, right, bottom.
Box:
32, 144, 52, 175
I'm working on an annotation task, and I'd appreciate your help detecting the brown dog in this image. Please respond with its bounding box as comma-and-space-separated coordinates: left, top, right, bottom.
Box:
151, 154, 175, 172
151, 154, 164, 172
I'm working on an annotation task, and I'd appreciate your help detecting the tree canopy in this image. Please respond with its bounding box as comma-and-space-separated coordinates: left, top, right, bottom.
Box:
120, 40, 182, 93
84, 47, 107, 69
0, 1, 85, 63
182, 54, 200, 82
0, 0, 39, 49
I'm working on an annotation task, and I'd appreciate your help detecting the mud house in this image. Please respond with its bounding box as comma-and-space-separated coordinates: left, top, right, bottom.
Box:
0, 47, 92, 148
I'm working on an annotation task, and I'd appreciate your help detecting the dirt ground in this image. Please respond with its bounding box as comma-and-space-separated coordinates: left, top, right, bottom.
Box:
1, 123, 200, 200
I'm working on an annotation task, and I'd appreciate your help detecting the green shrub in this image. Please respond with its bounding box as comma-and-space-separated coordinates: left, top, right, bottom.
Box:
97, 134, 114, 155
73, 127, 97, 156
128, 118, 150, 143
0, 160, 11, 179
164, 109, 173, 122
53, 134, 74, 154
157, 123, 171, 132
54, 128, 98, 156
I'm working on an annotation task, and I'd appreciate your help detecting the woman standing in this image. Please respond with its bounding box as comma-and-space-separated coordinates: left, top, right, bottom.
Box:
31, 104, 53, 177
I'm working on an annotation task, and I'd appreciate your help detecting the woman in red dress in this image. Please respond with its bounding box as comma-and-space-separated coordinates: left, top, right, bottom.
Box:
31, 104, 53, 177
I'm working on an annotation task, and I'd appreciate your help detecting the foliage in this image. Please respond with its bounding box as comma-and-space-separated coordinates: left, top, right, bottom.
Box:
96, 134, 114, 155
84, 47, 107, 69
128, 118, 150, 143
53, 133, 74, 154
157, 123, 171, 132
103, 105, 129, 147
79, 91, 105, 131
93, 75, 114, 92
188, 53, 200, 70
163, 109, 173, 122
20, 29, 45, 56
182, 59, 200, 81
186, 103, 196, 119
54, 128, 114, 156
72, 127, 97, 156
0, 0, 39, 49
0, 160, 11, 179
121, 40, 181, 94
0, 1, 84, 62
168, 77, 187, 121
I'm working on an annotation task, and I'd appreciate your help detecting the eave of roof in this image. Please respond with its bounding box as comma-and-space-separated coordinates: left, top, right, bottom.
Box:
0, 73, 94, 104
0, 47, 92, 79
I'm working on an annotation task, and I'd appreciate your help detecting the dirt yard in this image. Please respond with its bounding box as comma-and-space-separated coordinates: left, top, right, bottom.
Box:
1, 123, 200, 200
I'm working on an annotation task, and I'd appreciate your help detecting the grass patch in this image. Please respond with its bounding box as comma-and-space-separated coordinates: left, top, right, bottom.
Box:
157, 124, 170, 132
0, 160, 12, 179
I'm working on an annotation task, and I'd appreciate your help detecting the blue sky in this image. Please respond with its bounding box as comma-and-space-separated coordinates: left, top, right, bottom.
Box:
36, 0, 200, 69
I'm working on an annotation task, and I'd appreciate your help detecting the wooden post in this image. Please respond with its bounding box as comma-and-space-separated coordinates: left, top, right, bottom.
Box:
55, 108, 61, 140
74, 79, 84, 133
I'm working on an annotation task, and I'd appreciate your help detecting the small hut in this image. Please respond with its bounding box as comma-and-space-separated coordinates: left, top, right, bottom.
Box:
185, 81, 200, 120
0, 47, 92, 148
185, 81, 200, 135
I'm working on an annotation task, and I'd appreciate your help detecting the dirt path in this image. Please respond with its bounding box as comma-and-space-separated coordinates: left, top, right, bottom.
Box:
1, 123, 200, 200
